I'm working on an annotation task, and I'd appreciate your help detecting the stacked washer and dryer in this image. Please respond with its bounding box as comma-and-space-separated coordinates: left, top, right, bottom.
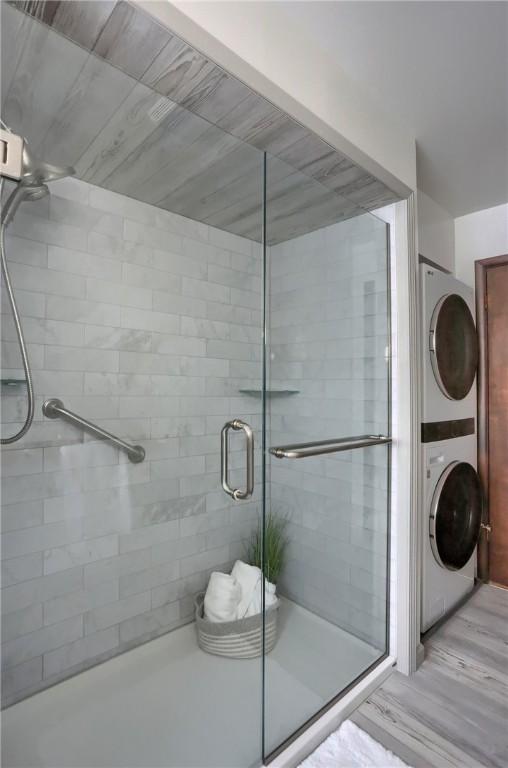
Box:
420, 265, 483, 633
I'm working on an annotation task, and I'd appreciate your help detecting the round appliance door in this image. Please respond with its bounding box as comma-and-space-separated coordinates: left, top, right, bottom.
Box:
430, 461, 482, 570
429, 293, 478, 400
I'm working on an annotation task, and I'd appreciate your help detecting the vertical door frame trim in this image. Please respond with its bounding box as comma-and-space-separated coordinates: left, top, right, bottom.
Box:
475, 253, 508, 581
372, 197, 420, 675
394, 193, 422, 675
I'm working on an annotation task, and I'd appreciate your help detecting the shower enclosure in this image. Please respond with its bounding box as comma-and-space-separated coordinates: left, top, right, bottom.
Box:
1, 2, 395, 766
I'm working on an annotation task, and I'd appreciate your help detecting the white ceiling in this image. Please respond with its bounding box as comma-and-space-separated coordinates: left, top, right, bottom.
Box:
277, 1, 508, 217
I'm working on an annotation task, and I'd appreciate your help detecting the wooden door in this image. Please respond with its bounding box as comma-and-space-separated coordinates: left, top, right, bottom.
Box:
483, 259, 508, 586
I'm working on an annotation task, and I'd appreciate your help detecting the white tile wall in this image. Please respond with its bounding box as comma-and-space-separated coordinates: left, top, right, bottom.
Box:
267, 214, 391, 649
1, 178, 263, 706
1, 176, 394, 706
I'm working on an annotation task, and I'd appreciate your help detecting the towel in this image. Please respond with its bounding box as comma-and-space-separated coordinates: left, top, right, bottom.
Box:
231, 560, 277, 619
265, 580, 277, 609
231, 560, 262, 618
204, 571, 241, 622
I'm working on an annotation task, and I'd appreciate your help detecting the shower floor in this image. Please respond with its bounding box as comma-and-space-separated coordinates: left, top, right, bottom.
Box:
2, 600, 381, 768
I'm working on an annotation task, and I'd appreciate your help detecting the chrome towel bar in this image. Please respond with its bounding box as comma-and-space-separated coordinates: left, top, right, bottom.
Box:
42, 398, 145, 463
269, 434, 391, 459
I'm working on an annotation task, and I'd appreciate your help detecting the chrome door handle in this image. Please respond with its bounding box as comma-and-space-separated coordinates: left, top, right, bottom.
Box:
221, 419, 254, 500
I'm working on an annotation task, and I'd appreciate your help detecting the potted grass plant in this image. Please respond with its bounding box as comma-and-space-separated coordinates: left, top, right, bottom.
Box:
245, 513, 289, 585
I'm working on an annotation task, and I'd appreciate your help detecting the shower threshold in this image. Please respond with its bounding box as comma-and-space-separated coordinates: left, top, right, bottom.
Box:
2, 600, 381, 768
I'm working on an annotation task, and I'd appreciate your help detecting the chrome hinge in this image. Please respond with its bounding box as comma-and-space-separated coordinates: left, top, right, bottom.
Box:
480, 522, 492, 540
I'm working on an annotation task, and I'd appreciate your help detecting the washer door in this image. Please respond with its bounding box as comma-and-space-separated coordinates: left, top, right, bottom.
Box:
429, 293, 478, 400
430, 461, 482, 570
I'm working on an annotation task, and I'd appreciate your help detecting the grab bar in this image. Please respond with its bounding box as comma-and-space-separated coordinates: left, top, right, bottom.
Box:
42, 398, 145, 463
269, 434, 391, 459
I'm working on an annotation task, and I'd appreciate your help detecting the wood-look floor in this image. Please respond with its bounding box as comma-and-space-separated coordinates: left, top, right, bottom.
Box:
352, 585, 508, 767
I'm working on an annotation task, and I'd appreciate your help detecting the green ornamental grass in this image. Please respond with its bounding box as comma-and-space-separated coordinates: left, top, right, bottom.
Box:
246, 513, 289, 585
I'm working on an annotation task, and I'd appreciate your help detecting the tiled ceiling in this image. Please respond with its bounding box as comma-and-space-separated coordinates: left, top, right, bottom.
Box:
2, 1, 403, 243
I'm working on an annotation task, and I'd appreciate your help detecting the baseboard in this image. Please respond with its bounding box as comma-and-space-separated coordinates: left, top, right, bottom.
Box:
420, 580, 481, 643
416, 642, 425, 669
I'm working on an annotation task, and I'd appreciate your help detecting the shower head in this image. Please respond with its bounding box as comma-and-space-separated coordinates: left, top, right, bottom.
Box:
22, 184, 49, 201
0, 136, 74, 227
20, 141, 74, 185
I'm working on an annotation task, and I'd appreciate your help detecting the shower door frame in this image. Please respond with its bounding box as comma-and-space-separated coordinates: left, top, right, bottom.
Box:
260, 194, 420, 767
261, 187, 393, 765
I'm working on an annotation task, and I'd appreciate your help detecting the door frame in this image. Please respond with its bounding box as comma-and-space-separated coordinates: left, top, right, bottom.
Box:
474, 253, 508, 581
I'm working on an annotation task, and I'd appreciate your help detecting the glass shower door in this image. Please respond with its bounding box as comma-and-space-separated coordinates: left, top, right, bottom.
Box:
262, 155, 391, 758
0, 48, 268, 764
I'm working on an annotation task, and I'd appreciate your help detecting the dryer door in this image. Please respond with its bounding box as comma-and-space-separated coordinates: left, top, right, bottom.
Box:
429, 293, 478, 400
430, 461, 482, 570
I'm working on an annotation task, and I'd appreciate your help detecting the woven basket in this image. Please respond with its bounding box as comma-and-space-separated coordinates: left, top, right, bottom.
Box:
194, 592, 279, 659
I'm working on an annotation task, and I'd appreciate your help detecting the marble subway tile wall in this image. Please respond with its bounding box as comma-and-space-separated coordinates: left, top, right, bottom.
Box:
0, 178, 263, 706
267, 214, 390, 649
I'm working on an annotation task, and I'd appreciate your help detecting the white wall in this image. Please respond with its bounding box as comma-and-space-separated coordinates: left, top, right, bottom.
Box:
417, 190, 454, 273
138, 0, 417, 194
454, 203, 508, 287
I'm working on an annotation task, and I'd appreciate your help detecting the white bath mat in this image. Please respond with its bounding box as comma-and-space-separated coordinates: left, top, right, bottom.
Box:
299, 719, 408, 767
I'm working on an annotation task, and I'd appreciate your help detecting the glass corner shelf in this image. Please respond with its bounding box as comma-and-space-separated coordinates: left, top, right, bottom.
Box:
1, 379, 27, 388
239, 389, 299, 398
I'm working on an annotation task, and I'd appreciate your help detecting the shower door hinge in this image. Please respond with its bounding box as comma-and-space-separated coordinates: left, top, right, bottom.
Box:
0, 129, 24, 181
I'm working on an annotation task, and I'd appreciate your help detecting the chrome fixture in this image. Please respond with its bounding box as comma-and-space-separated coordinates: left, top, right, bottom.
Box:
43, 399, 145, 463
269, 434, 391, 459
1, 181, 49, 227
0, 128, 74, 444
221, 419, 254, 500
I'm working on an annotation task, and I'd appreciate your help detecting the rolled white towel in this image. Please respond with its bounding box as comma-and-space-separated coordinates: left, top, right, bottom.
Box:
204, 571, 241, 622
232, 560, 262, 618
231, 560, 277, 619
265, 580, 277, 609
